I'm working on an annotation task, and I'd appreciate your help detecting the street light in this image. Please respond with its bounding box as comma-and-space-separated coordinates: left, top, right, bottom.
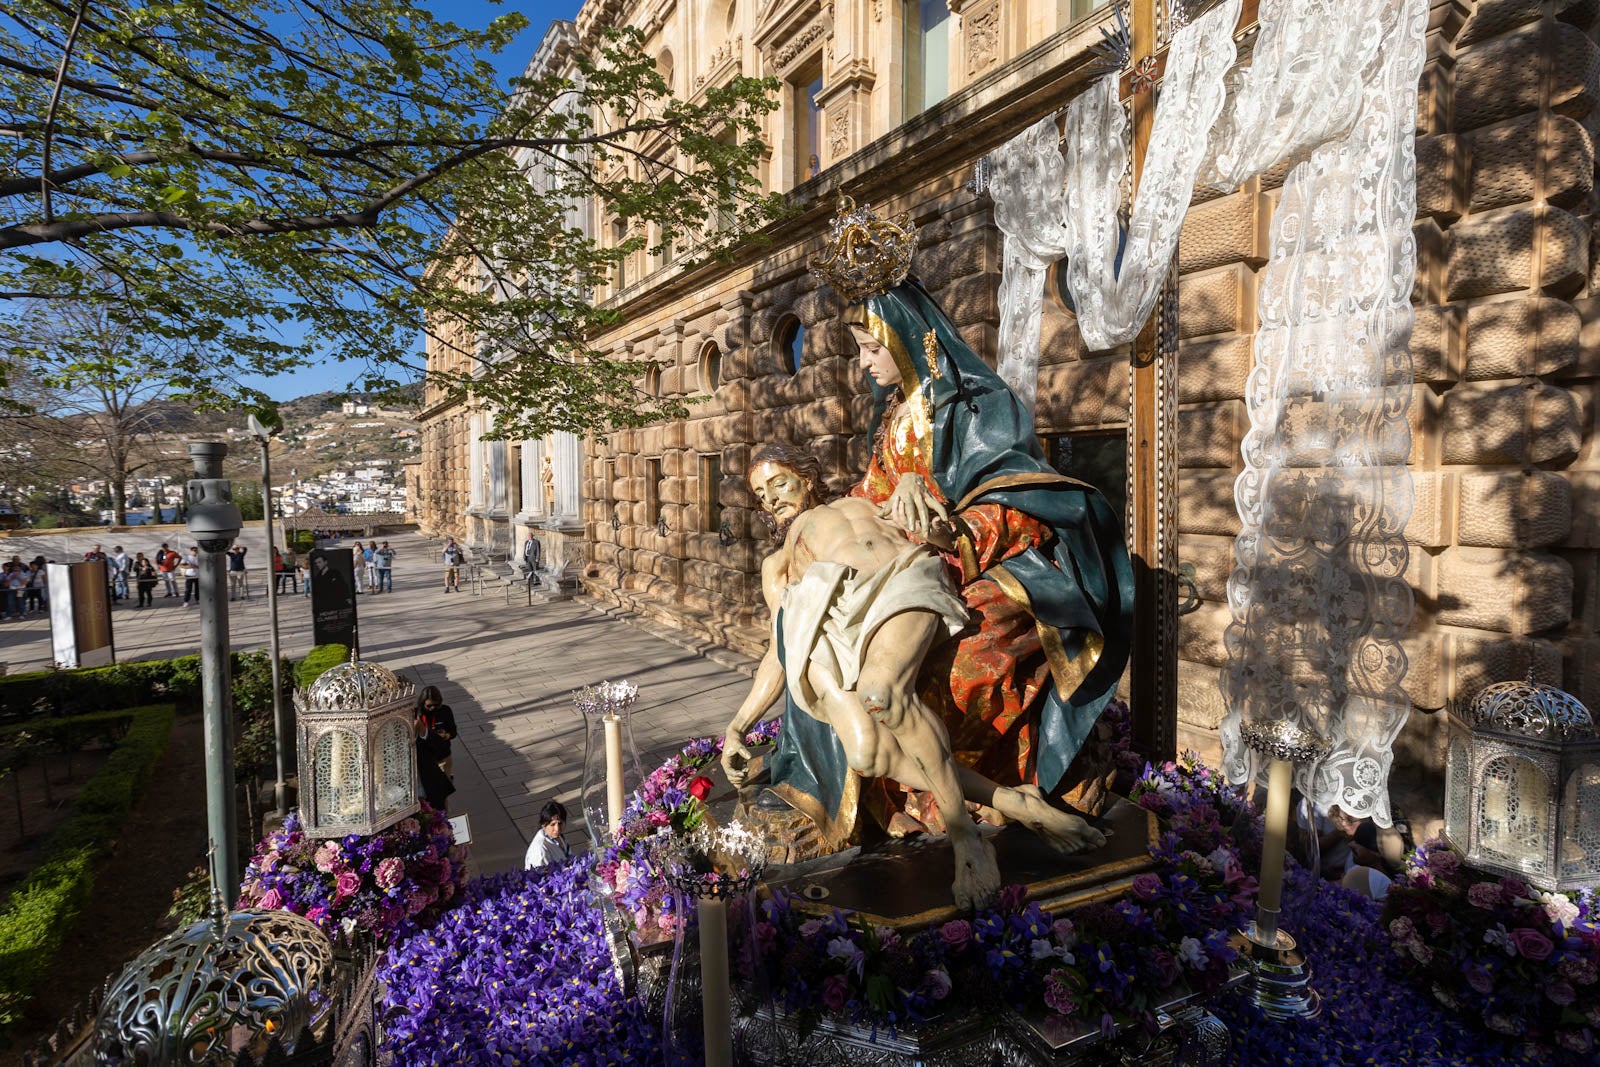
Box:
186, 442, 243, 906
247, 414, 289, 818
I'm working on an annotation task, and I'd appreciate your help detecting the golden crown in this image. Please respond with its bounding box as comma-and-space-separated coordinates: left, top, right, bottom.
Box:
808, 196, 917, 304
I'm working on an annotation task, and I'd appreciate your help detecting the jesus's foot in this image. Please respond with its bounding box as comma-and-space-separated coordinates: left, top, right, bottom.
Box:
950, 832, 1001, 911
998, 784, 1106, 855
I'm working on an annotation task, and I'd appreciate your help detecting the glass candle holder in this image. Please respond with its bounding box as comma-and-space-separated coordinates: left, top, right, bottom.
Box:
575, 679, 642, 849
654, 823, 768, 1067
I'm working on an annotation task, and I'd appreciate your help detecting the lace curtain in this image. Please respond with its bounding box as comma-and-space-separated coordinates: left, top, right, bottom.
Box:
987, 0, 1425, 823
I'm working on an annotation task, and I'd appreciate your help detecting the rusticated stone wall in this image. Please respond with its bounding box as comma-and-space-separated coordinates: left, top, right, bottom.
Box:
579, 0, 1600, 819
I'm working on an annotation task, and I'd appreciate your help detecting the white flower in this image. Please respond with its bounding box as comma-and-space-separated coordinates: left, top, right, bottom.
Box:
827, 936, 866, 975
1177, 936, 1208, 969
1030, 938, 1057, 960
1482, 924, 1516, 956
1540, 891, 1581, 931
1207, 847, 1238, 876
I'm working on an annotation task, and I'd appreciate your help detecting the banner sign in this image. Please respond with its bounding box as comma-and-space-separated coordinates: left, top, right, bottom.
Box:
309, 547, 358, 650
48, 560, 115, 669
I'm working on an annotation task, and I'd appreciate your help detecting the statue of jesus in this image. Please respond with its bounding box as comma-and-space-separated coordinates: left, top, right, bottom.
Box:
720, 446, 1104, 910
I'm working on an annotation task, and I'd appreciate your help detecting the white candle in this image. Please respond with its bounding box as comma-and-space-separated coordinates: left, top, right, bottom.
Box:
1256, 756, 1294, 943
604, 714, 625, 838
697, 896, 733, 1067
1484, 771, 1509, 851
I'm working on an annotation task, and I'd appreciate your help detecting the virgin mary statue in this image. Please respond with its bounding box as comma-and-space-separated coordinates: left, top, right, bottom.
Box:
760, 197, 1135, 843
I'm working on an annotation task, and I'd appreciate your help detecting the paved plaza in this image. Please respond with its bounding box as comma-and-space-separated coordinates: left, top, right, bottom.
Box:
0, 527, 757, 875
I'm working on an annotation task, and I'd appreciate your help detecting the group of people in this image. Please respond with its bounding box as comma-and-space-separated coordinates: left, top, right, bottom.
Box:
82, 543, 201, 608
0, 556, 48, 619
352, 540, 397, 594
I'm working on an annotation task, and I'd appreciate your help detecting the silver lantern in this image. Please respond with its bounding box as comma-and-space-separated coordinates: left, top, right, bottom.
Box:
94, 893, 333, 1064
1443, 674, 1600, 891
294, 654, 419, 838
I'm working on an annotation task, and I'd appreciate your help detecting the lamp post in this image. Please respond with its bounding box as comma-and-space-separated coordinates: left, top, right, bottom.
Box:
186, 442, 244, 906
248, 416, 289, 816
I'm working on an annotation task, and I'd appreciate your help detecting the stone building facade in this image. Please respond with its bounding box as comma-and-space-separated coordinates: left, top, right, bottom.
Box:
422, 0, 1600, 792
415, 21, 590, 583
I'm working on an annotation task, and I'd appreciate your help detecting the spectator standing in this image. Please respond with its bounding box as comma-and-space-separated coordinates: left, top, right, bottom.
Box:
363, 542, 379, 593
157, 544, 178, 597
109, 545, 129, 601
352, 542, 368, 594
180, 546, 200, 605
523, 800, 572, 869
6, 564, 27, 618
1, 564, 16, 620
133, 553, 158, 608
24, 560, 47, 614
442, 538, 463, 593
226, 545, 249, 600
413, 685, 457, 811
375, 541, 395, 592
521, 534, 543, 588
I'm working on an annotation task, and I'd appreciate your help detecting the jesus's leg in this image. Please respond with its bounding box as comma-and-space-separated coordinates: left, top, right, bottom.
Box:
854, 612, 1000, 911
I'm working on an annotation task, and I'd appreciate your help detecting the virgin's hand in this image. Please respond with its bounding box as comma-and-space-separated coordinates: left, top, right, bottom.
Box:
882, 474, 949, 537
721, 731, 754, 787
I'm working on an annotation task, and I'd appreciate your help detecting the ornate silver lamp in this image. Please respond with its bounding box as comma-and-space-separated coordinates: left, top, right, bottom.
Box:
94, 885, 334, 1064
294, 655, 419, 838
1444, 675, 1600, 891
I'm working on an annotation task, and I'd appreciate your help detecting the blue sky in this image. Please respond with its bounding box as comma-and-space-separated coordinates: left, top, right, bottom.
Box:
234, 0, 583, 402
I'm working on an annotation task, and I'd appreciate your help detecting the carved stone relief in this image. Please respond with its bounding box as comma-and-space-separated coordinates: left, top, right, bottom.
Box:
966, 2, 1000, 77
829, 111, 850, 158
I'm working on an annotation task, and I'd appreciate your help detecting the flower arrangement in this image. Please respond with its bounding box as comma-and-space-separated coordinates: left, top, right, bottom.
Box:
379, 858, 662, 1066
749, 755, 1256, 1033
595, 722, 780, 939
238, 805, 468, 944
1382, 837, 1600, 1058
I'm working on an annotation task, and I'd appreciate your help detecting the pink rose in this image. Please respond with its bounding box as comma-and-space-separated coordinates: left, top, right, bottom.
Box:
1130, 873, 1162, 901
259, 888, 283, 911
1500, 877, 1532, 901
306, 905, 328, 924
314, 841, 343, 873
1465, 966, 1494, 995
821, 974, 850, 1013
1051, 918, 1076, 946
335, 870, 361, 898
1429, 849, 1461, 876
1556, 1028, 1593, 1054
1511, 927, 1555, 962
1467, 882, 1503, 909
924, 968, 952, 1001
375, 857, 405, 891
940, 919, 973, 952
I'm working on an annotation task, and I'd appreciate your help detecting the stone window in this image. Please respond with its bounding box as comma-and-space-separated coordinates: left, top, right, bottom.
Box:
657, 48, 674, 93
644, 364, 662, 397
699, 339, 722, 393
1045, 431, 1127, 524
903, 0, 951, 116
700, 453, 723, 532
775, 315, 805, 375
612, 218, 628, 292
1059, 0, 1111, 28
791, 57, 824, 187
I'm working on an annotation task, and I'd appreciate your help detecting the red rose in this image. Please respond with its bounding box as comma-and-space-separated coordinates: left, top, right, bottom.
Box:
688, 775, 715, 801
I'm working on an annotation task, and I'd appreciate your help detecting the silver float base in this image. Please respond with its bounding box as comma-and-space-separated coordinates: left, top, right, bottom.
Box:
1234, 923, 1321, 1020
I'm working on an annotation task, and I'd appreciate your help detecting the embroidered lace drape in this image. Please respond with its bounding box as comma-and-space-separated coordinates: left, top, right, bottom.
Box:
987, 0, 1425, 824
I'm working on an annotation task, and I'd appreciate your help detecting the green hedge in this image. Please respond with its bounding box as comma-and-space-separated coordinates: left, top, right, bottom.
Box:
0, 650, 291, 721
287, 529, 315, 554
293, 644, 350, 689
0, 704, 175, 1027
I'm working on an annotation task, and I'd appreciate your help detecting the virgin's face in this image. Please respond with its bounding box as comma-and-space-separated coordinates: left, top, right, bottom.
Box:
849, 325, 902, 387
748, 461, 815, 525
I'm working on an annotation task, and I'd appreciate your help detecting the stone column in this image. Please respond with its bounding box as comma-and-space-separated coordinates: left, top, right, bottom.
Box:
554, 431, 582, 524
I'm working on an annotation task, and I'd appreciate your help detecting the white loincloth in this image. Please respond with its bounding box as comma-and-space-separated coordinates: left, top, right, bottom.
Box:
780, 545, 969, 719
